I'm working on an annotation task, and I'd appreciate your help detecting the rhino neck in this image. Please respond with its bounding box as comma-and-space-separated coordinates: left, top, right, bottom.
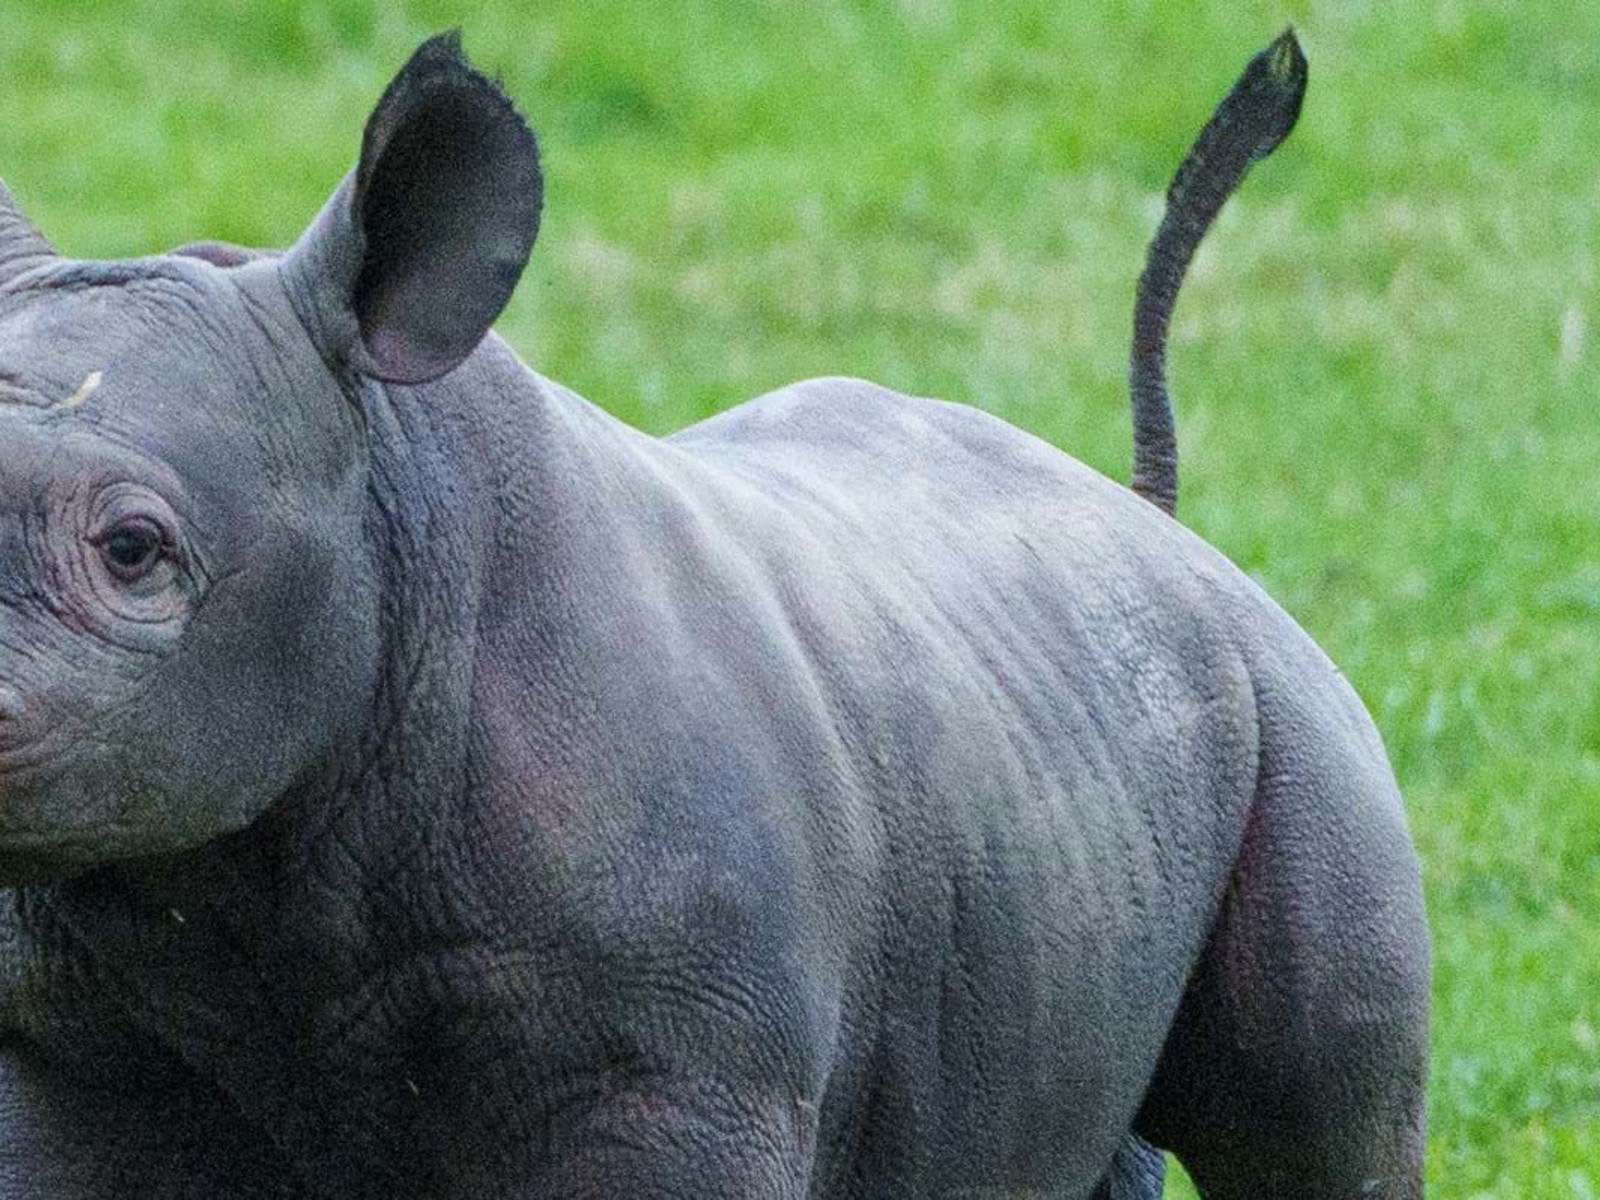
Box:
165, 333, 604, 970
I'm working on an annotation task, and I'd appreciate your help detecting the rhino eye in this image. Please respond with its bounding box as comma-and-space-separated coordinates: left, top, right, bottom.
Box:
96, 518, 166, 582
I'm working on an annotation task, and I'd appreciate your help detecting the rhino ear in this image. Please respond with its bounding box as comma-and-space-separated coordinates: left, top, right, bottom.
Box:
286, 31, 542, 384
0, 181, 57, 286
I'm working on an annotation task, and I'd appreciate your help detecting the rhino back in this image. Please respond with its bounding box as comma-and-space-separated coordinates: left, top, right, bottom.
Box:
445, 368, 1271, 1192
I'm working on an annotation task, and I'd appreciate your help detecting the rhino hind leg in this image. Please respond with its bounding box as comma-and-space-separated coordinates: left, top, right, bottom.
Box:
1133, 683, 1430, 1199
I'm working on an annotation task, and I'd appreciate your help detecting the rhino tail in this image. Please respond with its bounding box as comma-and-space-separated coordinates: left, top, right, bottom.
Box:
1128, 29, 1308, 517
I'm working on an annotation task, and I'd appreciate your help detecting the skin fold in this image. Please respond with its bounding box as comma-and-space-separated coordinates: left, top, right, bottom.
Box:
0, 32, 1427, 1200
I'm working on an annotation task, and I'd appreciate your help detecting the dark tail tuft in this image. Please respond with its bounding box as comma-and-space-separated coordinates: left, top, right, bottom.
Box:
1129, 29, 1308, 517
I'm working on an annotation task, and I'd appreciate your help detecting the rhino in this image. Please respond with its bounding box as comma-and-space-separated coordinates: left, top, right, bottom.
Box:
0, 29, 1428, 1199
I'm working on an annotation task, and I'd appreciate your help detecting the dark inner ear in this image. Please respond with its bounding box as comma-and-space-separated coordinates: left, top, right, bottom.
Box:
350, 33, 542, 384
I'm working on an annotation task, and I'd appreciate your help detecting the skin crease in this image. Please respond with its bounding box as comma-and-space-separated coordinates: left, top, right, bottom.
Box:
0, 33, 1428, 1200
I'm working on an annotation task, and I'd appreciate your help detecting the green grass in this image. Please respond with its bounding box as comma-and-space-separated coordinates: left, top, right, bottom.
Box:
2, 0, 1596, 1193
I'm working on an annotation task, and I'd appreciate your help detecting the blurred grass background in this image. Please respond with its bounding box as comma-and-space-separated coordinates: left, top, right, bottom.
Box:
0, 0, 1595, 1194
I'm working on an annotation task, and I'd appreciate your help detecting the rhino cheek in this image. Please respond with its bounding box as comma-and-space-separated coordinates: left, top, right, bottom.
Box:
0, 537, 371, 867
118, 520, 380, 844
0, 669, 290, 873
0, 754, 156, 874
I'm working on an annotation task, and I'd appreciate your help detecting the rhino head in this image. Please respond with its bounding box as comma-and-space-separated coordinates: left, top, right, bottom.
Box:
0, 33, 542, 884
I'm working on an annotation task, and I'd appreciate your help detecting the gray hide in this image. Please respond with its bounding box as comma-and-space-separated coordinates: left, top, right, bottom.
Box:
0, 30, 1428, 1200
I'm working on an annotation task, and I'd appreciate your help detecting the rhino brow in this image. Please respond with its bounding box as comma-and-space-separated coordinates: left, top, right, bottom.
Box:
0, 375, 47, 408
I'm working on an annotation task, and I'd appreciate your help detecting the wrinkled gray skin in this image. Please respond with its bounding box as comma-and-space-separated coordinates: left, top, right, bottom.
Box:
0, 34, 1428, 1200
